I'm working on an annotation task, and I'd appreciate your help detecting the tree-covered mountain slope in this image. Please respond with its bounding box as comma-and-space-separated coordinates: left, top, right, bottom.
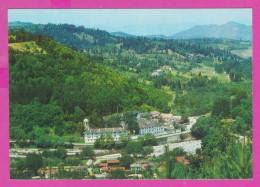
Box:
9, 23, 116, 49
9, 30, 171, 136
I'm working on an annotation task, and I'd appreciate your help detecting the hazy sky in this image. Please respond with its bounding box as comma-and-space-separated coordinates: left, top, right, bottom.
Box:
8, 9, 252, 36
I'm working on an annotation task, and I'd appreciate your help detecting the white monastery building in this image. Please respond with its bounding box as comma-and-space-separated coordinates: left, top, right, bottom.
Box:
84, 127, 128, 143
138, 119, 165, 135
84, 119, 128, 143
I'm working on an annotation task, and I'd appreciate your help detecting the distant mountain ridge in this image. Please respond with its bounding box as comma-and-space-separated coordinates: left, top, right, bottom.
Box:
172, 22, 252, 41
110, 32, 137, 38
9, 21, 35, 27
8, 21, 252, 42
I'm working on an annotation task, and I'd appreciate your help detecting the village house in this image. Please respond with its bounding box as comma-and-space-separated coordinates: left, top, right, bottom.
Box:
152, 69, 164, 76
107, 160, 120, 167
98, 160, 120, 167
138, 119, 165, 135
162, 65, 172, 70
150, 111, 160, 119
100, 166, 109, 173
130, 163, 142, 171
99, 166, 125, 173
84, 118, 128, 143
159, 115, 181, 121
109, 167, 125, 172
98, 160, 124, 173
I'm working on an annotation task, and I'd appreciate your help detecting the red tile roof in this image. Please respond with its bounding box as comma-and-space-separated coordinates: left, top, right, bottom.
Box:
142, 164, 148, 170
109, 167, 125, 171
99, 163, 108, 167
175, 156, 190, 165
150, 111, 160, 115
100, 167, 109, 171
107, 160, 120, 164
160, 116, 181, 120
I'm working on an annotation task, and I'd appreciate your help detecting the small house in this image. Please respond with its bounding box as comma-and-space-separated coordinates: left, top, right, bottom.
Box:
109, 167, 125, 172
163, 65, 171, 70
107, 160, 120, 167
150, 111, 160, 119
130, 163, 142, 171
152, 69, 164, 76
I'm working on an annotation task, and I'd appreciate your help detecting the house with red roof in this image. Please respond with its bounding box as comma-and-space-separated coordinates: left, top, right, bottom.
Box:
98, 163, 108, 167
98, 160, 122, 173
109, 167, 125, 172
107, 160, 120, 167
150, 111, 160, 119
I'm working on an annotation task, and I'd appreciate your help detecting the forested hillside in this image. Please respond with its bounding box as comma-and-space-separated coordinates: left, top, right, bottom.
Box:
9, 23, 116, 49
9, 24, 252, 129
9, 30, 171, 139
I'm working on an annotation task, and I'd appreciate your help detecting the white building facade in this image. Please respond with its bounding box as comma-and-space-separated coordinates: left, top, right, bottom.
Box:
138, 119, 165, 135
84, 127, 128, 143
152, 69, 164, 76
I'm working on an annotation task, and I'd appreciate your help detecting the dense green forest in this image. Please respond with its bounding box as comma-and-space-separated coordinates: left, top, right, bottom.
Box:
9, 30, 171, 143
9, 24, 252, 116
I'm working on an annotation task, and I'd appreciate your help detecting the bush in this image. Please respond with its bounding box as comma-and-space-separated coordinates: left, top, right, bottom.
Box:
42, 149, 53, 158
142, 146, 154, 157
53, 147, 67, 159
93, 168, 100, 174
80, 146, 95, 159
125, 142, 144, 156
191, 117, 214, 139
65, 159, 83, 166
143, 133, 157, 146
119, 154, 134, 169
110, 169, 126, 179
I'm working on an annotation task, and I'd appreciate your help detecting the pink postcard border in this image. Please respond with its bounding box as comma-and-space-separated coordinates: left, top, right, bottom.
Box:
0, 0, 259, 186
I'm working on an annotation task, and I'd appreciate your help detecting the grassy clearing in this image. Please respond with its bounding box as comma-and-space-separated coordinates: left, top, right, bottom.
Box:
189, 64, 230, 83
8, 41, 46, 54
73, 32, 94, 43
231, 48, 252, 58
